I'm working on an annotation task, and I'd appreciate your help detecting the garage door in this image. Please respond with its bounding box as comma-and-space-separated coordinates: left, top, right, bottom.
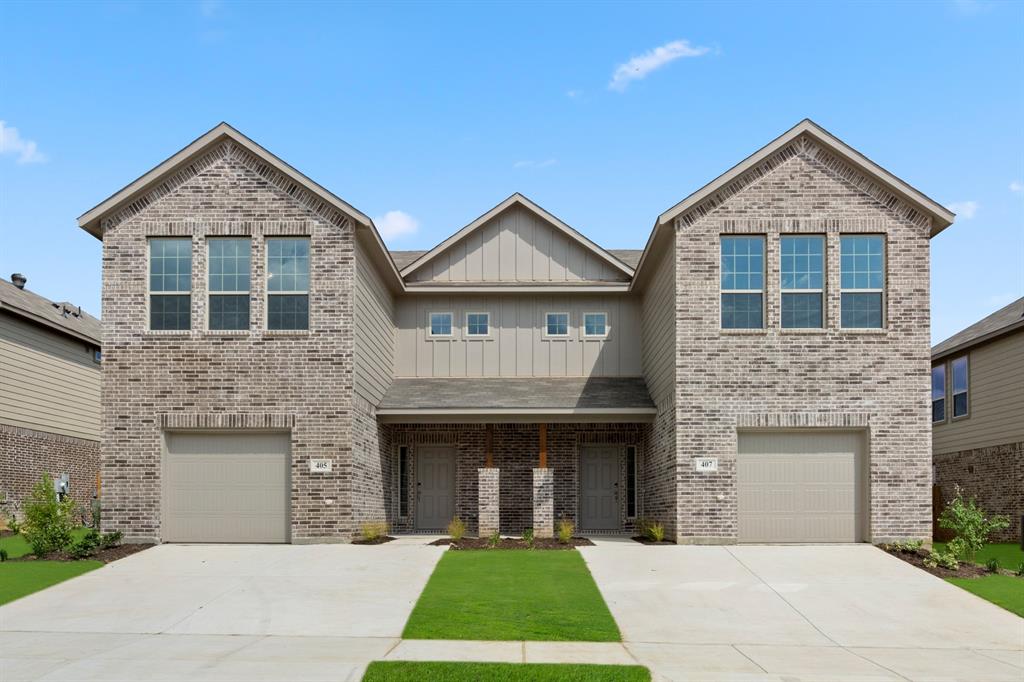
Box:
737, 431, 865, 543
163, 432, 290, 543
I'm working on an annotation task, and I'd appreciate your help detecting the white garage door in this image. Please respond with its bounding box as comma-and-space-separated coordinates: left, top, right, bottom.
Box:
163, 432, 290, 543
737, 431, 866, 543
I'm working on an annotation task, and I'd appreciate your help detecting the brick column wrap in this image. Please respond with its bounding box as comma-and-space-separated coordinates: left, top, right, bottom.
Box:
478, 468, 500, 537
533, 467, 554, 538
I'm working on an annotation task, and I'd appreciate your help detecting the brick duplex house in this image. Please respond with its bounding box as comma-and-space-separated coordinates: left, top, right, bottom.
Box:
78, 119, 954, 544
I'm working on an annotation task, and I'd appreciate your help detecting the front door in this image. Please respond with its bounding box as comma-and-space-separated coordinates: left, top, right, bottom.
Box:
580, 446, 620, 531
416, 445, 455, 530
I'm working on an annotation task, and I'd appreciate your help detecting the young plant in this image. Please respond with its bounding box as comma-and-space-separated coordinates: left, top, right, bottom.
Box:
938, 487, 1009, 561
647, 521, 666, 543
5, 515, 20, 535
67, 529, 101, 560
0, 548, 8, 562
522, 527, 535, 548
447, 516, 466, 542
100, 531, 123, 549
557, 518, 574, 544
360, 520, 389, 542
1016, 562, 1024, 578
487, 530, 501, 548
985, 557, 999, 573
923, 549, 959, 571
21, 474, 77, 556
887, 539, 924, 554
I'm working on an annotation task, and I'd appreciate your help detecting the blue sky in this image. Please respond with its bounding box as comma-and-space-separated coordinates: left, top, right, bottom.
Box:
1, 0, 1021, 343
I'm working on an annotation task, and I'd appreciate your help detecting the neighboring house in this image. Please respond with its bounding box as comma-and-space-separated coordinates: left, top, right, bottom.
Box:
77, 119, 954, 545
0, 274, 102, 519
932, 297, 1024, 542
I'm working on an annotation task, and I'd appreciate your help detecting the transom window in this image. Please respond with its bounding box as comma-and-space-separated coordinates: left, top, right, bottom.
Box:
266, 238, 310, 331
840, 235, 885, 328
208, 238, 251, 331
466, 312, 489, 336
545, 312, 569, 337
720, 236, 764, 329
780, 235, 824, 328
429, 312, 453, 337
584, 312, 608, 338
951, 356, 969, 418
931, 364, 946, 423
149, 238, 192, 331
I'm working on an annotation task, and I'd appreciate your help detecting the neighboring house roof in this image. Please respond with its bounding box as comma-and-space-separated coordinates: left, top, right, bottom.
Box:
608, 250, 643, 269
389, 250, 428, 270
398, 193, 636, 281
932, 296, 1024, 361
0, 277, 101, 345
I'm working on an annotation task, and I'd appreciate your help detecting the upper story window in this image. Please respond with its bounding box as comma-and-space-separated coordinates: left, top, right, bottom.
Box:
266, 238, 309, 331
584, 312, 608, 338
932, 364, 946, 423
149, 238, 192, 331
720, 236, 764, 329
545, 312, 569, 337
840, 235, 884, 328
780, 235, 824, 328
951, 356, 969, 418
466, 312, 489, 337
429, 312, 453, 337
208, 238, 251, 331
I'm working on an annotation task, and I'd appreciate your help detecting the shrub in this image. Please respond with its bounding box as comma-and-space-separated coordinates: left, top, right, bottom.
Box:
923, 549, 959, 571
1017, 562, 1024, 578
886, 539, 924, 554
360, 521, 389, 542
646, 521, 666, 543
22, 474, 77, 556
487, 530, 500, 548
985, 557, 999, 573
634, 517, 651, 538
522, 527, 534, 548
68, 529, 101, 560
557, 518, 574, 544
938, 487, 1009, 561
0, 548, 8, 562
100, 531, 123, 549
447, 516, 466, 542
5, 515, 20, 535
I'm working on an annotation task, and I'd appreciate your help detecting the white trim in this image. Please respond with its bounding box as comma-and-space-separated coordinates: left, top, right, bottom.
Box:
582, 312, 609, 339
206, 236, 252, 332
264, 236, 310, 332
147, 236, 193, 332
427, 311, 454, 338
779, 234, 825, 329
719, 235, 766, 330
544, 311, 571, 338
464, 311, 490, 338
405, 284, 631, 294
839, 234, 886, 330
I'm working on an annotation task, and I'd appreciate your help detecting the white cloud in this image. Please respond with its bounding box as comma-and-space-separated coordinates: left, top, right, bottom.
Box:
513, 159, 558, 169
566, 89, 583, 99
0, 121, 47, 164
1010, 180, 1023, 194
374, 210, 419, 240
946, 200, 978, 219
608, 40, 710, 92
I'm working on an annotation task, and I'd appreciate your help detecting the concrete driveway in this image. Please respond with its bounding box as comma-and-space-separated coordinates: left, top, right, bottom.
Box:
0, 540, 446, 681
582, 541, 1024, 681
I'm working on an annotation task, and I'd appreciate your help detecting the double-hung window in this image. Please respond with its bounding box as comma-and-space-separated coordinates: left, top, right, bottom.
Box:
429, 312, 453, 337
149, 238, 192, 331
545, 312, 569, 337
840, 235, 885, 328
780, 235, 824, 328
584, 312, 608, 338
951, 356, 969, 418
208, 238, 251, 330
466, 312, 489, 337
720, 236, 764, 329
931, 364, 946, 423
266, 238, 310, 331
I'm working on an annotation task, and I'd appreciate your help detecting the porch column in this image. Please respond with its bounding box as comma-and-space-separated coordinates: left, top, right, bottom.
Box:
533, 424, 553, 538
478, 425, 499, 536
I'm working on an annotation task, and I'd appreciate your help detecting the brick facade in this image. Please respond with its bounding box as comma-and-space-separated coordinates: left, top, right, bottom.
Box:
478, 468, 500, 536
934, 441, 1023, 543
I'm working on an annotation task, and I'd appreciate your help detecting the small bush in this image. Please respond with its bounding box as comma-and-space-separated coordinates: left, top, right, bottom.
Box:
22, 474, 77, 556
557, 518, 574, 544
68, 529, 101, 560
522, 527, 534, 548
1016, 562, 1024, 578
100, 531, 123, 549
923, 549, 959, 571
0, 548, 8, 562
938, 487, 1009, 561
985, 557, 999, 573
487, 530, 500, 548
886, 539, 924, 554
646, 521, 666, 543
360, 520, 389, 542
5, 515, 20, 535
447, 516, 466, 541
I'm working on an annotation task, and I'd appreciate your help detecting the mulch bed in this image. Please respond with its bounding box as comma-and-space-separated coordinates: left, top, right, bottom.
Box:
881, 546, 988, 579
352, 535, 396, 545
0, 530, 14, 539
12, 543, 154, 564
430, 537, 594, 550
632, 536, 675, 545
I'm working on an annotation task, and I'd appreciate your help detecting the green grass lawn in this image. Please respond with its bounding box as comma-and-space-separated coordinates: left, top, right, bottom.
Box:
0, 529, 101, 606
931, 542, 1024, 619
403, 550, 620, 641
933, 542, 1024, 570
0, 527, 91, 559
363, 662, 649, 681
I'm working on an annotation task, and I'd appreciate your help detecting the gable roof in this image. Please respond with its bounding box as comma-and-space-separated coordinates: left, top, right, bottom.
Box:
0, 277, 101, 345
932, 296, 1024, 361
399, 193, 635, 281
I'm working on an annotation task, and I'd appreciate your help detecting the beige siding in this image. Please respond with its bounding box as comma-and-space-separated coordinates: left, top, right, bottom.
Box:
933, 331, 1024, 454
640, 240, 676, 407
407, 205, 629, 283
395, 294, 642, 377
354, 235, 396, 404
0, 312, 100, 441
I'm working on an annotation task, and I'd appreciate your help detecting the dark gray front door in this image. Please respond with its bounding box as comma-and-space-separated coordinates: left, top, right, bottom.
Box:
416, 445, 455, 530
580, 446, 620, 530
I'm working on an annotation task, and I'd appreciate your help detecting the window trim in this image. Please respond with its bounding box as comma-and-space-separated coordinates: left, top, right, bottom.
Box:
931, 363, 946, 424
544, 311, 571, 339
147, 236, 193, 332
951, 355, 970, 420
839, 234, 886, 330
427, 311, 454, 338
464, 311, 490, 338
397, 445, 410, 519
625, 445, 638, 519
582, 311, 609, 339
265, 236, 311, 332
206, 237, 252, 332
779, 234, 825, 329
719, 234, 766, 330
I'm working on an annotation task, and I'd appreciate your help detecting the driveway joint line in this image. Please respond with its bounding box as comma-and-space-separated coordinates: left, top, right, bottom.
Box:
730, 643, 768, 673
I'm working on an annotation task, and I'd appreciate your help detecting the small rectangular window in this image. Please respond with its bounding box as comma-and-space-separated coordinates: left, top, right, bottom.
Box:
398, 445, 409, 517
840, 235, 884, 328
208, 238, 251, 331
545, 312, 569, 337
429, 312, 453, 337
781, 235, 824, 328
584, 312, 608, 338
721, 236, 764, 329
149, 238, 192, 331
932, 364, 946, 423
625, 445, 637, 518
952, 356, 969, 418
92, 348, 102, 364
267, 238, 310, 331
466, 312, 489, 336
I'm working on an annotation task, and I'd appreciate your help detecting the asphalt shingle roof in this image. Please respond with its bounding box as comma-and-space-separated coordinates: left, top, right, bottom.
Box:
932, 296, 1024, 360
379, 376, 654, 411
0, 277, 101, 344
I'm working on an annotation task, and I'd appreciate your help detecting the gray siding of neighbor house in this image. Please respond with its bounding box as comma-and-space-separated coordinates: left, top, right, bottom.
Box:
354, 233, 396, 405
394, 294, 642, 377
406, 205, 630, 283
0, 311, 101, 441
933, 331, 1024, 454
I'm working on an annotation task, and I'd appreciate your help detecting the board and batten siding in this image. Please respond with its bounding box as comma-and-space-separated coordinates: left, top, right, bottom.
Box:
640, 242, 676, 407
933, 331, 1024, 454
395, 294, 642, 377
407, 205, 630, 283
0, 311, 100, 441
353, 235, 396, 405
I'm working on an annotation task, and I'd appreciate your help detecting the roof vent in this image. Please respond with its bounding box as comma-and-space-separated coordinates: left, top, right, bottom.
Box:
10, 273, 26, 289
